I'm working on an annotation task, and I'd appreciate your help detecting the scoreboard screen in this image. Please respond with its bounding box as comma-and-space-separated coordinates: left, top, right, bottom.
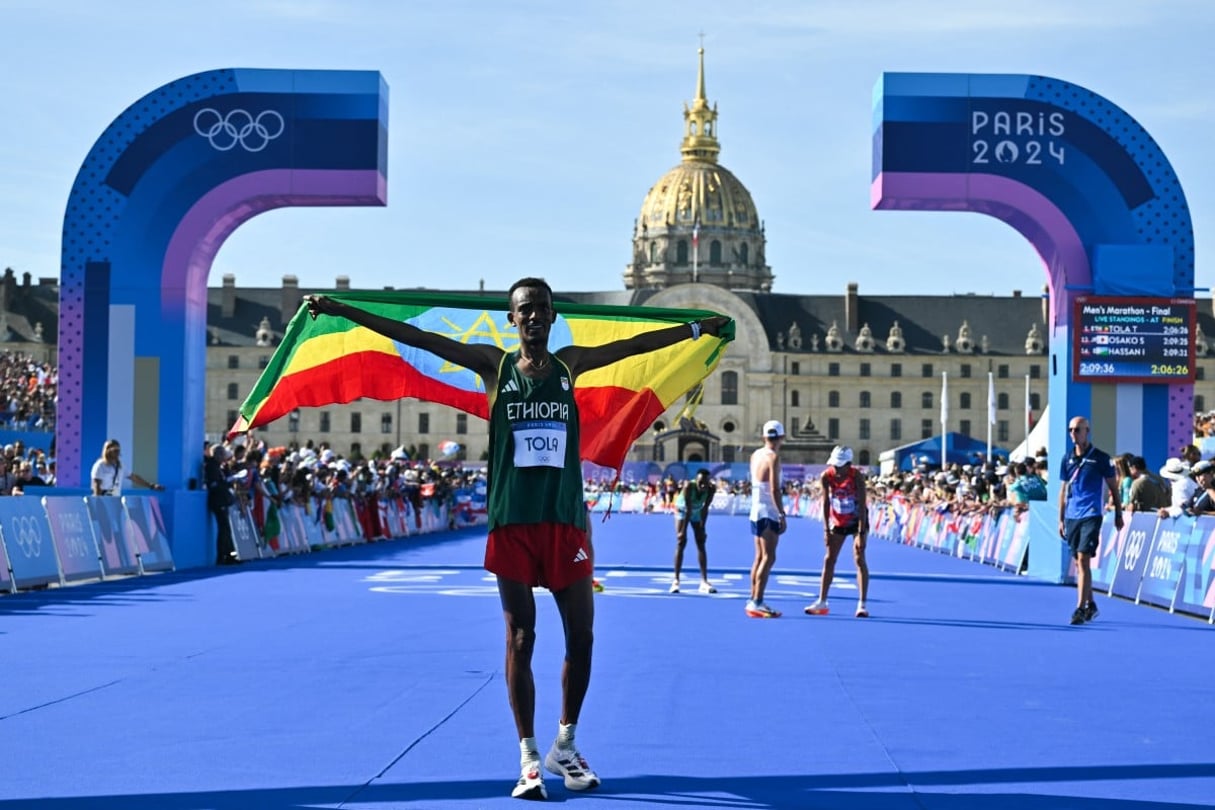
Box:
1072, 296, 1196, 384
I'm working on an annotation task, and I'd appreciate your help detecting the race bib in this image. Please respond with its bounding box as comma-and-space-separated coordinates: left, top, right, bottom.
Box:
830, 495, 856, 514
512, 420, 567, 468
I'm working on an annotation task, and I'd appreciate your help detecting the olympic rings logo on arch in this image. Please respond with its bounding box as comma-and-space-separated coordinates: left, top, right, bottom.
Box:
193, 108, 285, 152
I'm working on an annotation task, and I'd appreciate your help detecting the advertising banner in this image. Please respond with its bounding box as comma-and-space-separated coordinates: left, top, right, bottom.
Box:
229, 503, 263, 561
1110, 515, 1157, 599
0, 497, 59, 589
1175, 516, 1215, 621
1091, 513, 1127, 592
42, 496, 103, 583
122, 495, 175, 573
1000, 509, 1033, 572
0, 530, 11, 593
1137, 515, 1191, 608
85, 496, 140, 577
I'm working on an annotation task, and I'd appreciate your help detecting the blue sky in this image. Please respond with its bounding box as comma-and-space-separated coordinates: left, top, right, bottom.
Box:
1, 0, 1211, 297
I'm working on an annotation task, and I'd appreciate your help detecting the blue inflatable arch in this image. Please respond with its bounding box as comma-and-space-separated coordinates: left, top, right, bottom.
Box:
58, 69, 388, 566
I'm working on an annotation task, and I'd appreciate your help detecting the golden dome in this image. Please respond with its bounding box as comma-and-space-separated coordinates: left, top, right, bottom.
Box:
625, 47, 771, 292
638, 162, 759, 232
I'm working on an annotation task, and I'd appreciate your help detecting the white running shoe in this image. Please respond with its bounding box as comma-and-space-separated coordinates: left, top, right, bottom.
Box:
805, 599, 830, 615
698, 581, 717, 594
512, 759, 547, 800
544, 742, 601, 791
669, 580, 681, 594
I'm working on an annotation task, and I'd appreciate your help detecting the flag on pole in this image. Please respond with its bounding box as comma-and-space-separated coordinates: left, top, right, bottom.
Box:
229, 290, 734, 473
940, 371, 949, 469
987, 372, 997, 426
986, 371, 995, 463
940, 371, 949, 427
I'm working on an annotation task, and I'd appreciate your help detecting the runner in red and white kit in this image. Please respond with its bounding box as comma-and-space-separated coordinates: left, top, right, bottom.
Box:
806, 445, 871, 618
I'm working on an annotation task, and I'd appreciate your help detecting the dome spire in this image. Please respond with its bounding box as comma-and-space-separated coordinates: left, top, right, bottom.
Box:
681, 45, 720, 164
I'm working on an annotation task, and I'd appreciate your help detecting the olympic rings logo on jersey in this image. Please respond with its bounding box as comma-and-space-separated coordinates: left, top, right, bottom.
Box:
10, 515, 43, 558
193, 108, 285, 152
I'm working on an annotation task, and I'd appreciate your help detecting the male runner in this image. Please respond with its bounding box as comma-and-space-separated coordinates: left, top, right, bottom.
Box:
670, 468, 715, 594
307, 280, 727, 799
746, 420, 786, 618
806, 445, 871, 618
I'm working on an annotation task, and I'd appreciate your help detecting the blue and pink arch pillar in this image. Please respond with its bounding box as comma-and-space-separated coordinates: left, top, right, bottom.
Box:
58, 69, 388, 567
872, 73, 1194, 483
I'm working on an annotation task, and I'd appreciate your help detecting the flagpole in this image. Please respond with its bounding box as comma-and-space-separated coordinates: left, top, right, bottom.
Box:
986, 371, 994, 464
692, 221, 699, 283
1024, 373, 1031, 451
940, 370, 948, 470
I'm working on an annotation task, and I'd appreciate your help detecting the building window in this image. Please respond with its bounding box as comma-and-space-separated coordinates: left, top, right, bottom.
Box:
859, 418, 871, 440
1197, 366, 1206, 381
709, 240, 722, 265
418, 413, 430, 434
997, 420, 1009, 442
858, 449, 871, 466
891, 363, 902, 378
960, 364, 972, 378
828, 363, 840, 377
860, 363, 871, 377
226, 409, 237, 427
998, 364, 1010, 378
859, 391, 871, 408
258, 355, 270, 370
922, 363, 934, 378
739, 243, 749, 264
790, 417, 800, 435
723, 446, 736, 462
720, 371, 738, 405
350, 442, 362, 458
921, 419, 933, 439
227, 354, 239, 369
1196, 395, 1206, 412
828, 390, 840, 408
381, 413, 392, 434
226, 383, 239, 400
1030, 364, 1042, 379
417, 442, 429, 460
676, 240, 689, 265
891, 391, 902, 408
890, 419, 902, 441
288, 409, 300, 433
790, 361, 800, 375
1030, 392, 1041, 410
790, 390, 800, 407
350, 412, 362, 433
960, 419, 971, 436
960, 392, 971, 409
456, 413, 468, 434
319, 411, 331, 433
922, 392, 933, 409
828, 418, 839, 440
997, 393, 1009, 410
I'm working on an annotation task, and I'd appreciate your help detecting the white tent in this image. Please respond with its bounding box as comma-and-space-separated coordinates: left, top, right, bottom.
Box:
1009, 404, 1049, 462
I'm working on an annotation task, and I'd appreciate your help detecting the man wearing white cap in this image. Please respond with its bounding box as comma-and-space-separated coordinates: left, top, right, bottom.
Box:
807, 445, 871, 617
746, 420, 786, 618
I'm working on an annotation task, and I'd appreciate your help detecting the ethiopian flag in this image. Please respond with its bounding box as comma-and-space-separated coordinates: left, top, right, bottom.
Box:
231, 290, 734, 471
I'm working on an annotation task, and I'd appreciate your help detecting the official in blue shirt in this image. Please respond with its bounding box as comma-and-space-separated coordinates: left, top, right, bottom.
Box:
1058, 416, 1123, 625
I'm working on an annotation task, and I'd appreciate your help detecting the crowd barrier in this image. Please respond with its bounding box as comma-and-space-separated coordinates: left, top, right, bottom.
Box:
0, 484, 491, 595
867, 499, 1215, 624
0, 494, 175, 593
